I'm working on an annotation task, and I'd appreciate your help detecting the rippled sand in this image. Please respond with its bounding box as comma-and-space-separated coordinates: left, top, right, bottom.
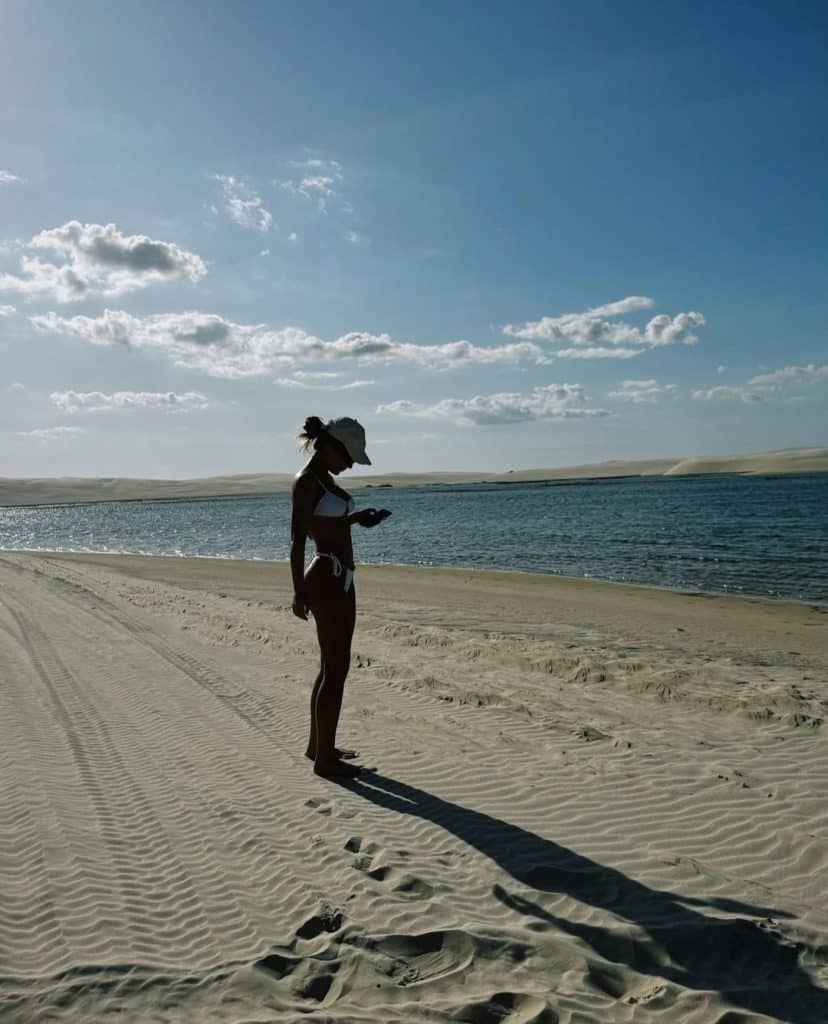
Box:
0, 551, 826, 1022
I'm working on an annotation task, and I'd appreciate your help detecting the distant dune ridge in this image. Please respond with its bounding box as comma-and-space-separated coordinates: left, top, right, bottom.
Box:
0, 446, 826, 507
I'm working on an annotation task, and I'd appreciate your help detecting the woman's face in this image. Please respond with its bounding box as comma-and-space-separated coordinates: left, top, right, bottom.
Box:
323, 437, 354, 474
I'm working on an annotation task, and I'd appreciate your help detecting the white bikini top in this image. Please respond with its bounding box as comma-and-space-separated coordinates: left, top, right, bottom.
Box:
304, 471, 355, 518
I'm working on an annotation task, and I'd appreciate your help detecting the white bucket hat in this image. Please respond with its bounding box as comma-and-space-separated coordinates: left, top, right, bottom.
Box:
325, 416, 371, 465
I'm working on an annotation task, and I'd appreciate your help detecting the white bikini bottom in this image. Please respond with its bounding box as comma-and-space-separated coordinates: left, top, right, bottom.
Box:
309, 552, 354, 593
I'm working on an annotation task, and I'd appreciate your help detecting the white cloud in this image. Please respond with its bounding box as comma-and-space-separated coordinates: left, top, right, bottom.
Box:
504, 311, 640, 346
503, 297, 705, 358
287, 232, 299, 243
556, 346, 642, 360
692, 385, 762, 403
0, 256, 88, 301
50, 390, 209, 414
377, 383, 608, 426
717, 364, 726, 374
344, 230, 364, 245
693, 363, 828, 404
0, 222, 206, 301
276, 158, 343, 212
259, 248, 270, 256
17, 426, 85, 440
274, 376, 373, 391
32, 309, 547, 379
0, 170, 21, 184
9, 381, 25, 392
214, 175, 274, 233
32, 309, 140, 346
0, 304, 15, 316
585, 296, 654, 317
748, 364, 828, 389
643, 311, 705, 347
608, 379, 677, 403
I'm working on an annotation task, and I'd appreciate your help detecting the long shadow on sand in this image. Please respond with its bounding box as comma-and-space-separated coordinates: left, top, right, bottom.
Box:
342, 770, 826, 1023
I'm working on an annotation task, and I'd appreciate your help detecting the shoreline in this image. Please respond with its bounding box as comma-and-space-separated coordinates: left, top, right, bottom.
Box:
1, 466, 825, 512
1, 446, 826, 508
3, 546, 825, 610
13, 549, 827, 661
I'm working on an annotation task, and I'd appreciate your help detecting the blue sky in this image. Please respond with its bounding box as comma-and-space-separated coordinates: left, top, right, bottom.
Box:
1, 0, 826, 477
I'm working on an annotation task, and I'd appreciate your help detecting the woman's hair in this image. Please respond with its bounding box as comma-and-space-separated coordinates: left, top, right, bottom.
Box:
297, 415, 326, 453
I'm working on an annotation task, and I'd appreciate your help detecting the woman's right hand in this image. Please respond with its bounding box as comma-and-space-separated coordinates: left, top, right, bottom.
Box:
292, 588, 310, 620
354, 508, 392, 528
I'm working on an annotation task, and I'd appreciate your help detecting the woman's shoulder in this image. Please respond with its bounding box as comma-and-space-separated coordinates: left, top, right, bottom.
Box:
292, 469, 321, 497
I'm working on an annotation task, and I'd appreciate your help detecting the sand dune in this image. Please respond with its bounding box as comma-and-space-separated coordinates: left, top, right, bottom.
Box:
662, 447, 828, 477
0, 551, 826, 1021
1, 446, 825, 507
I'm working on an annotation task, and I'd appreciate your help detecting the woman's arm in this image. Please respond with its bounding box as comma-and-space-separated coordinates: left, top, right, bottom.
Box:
290, 477, 316, 614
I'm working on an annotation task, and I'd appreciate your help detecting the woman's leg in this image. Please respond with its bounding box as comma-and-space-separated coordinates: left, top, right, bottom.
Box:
305, 656, 359, 760
309, 583, 357, 776
305, 658, 324, 757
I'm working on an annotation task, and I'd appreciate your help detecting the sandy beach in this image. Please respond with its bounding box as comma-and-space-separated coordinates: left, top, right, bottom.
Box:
0, 550, 825, 1022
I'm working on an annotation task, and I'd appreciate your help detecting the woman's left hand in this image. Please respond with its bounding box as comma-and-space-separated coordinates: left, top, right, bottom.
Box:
354, 508, 392, 528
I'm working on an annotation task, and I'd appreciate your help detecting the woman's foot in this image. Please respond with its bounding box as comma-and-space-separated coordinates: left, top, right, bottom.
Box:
313, 756, 362, 778
305, 746, 358, 761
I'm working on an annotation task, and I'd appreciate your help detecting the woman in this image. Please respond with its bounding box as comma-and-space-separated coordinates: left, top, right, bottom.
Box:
290, 416, 391, 778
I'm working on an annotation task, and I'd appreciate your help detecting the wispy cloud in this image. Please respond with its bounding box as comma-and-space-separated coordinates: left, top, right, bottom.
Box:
608, 379, 677, 403
692, 385, 762, 403
555, 346, 643, 360
377, 383, 608, 426
0, 304, 15, 316
503, 296, 705, 359
693, 363, 828, 404
214, 174, 274, 233
0, 170, 22, 184
50, 390, 209, 414
32, 309, 547, 379
584, 296, 654, 317
0, 222, 206, 301
748, 364, 828, 389
17, 426, 85, 441
275, 158, 344, 212
274, 376, 374, 391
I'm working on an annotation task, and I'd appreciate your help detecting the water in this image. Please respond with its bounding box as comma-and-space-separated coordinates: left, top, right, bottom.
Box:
1, 473, 826, 602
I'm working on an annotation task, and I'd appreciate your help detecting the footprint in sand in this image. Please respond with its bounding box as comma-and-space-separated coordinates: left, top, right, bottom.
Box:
305, 795, 333, 815
451, 991, 557, 1023
351, 930, 544, 1022
346, 835, 435, 899
353, 929, 476, 987
295, 903, 344, 939
256, 946, 342, 1004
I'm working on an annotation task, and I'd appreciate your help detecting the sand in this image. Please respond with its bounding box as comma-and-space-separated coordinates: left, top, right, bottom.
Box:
1, 446, 826, 507
0, 550, 826, 1022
